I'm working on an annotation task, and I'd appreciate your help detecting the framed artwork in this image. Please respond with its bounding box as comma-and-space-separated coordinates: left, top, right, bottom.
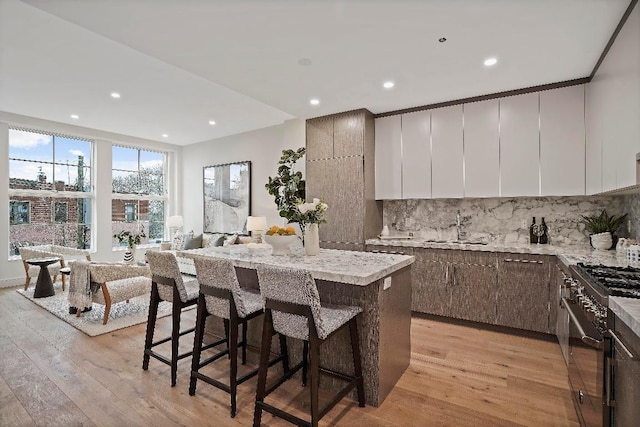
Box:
203, 161, 251, 234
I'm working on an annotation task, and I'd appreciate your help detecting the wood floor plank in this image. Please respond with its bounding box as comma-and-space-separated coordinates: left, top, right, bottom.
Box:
0, 287, 580, 426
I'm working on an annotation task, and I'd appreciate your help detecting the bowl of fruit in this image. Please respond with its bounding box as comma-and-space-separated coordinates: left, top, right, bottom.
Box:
263, 226, 297, 256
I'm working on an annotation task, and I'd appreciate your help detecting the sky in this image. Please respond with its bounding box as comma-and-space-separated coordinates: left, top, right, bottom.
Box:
9, 129, 163, 188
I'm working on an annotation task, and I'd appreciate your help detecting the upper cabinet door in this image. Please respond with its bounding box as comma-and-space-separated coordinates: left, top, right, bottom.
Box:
500, 93, 540, 197
401, 111, 431, 199
334, 113, 364, 157
464, 99, 500, 197
540, 85, 586, 196
585, 83, 603, 194
431, 105, 464, 198
306, 118, 333, 161
374, 115, 402, 199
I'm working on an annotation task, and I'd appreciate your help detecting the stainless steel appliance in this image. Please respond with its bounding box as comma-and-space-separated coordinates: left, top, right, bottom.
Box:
557, 262, 640, 427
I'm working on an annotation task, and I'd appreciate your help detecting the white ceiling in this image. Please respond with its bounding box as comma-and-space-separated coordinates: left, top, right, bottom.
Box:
0, 0, 630, 146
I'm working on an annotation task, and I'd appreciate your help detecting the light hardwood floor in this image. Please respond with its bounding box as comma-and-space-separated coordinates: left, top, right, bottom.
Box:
0, 286, 579, 426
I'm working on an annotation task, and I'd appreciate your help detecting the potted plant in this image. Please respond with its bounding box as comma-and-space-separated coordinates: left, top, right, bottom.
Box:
265, 147, 306, 230
579, 210, 627, 250
113, 226, 146, 262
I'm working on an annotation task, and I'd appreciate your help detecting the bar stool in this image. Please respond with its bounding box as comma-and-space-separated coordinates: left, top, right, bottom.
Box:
143, 251, 199, 386
253, 265, 365, 427
189, 257, 289, 417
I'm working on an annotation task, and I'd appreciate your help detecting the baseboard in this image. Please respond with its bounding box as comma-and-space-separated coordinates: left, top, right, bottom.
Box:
0, 277, 23, 288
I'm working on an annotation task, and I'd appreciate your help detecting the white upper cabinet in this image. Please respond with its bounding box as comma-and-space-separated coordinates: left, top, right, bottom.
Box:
374, 115, 402, 199
431, 105, 464, 198
540, 85, 586, 196
500, 92, 540, 197
585, 83, 603, 194
463, 99, 500, 197
401, 111, 431, 199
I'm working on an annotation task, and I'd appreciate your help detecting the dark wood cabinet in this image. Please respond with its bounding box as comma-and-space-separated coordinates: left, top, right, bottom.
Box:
409, 248, 497, 323
610, 315, 640, 427
412, 248, 450, 316
366, 245, 557, 334
446, 251, 498, 324
496, 253, 552, 333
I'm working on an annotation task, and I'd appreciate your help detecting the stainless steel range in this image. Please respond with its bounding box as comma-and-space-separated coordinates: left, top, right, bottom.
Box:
557, 262, 640, 427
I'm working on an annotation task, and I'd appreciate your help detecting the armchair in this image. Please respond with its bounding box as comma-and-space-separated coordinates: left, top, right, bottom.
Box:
19, 245, 91, 291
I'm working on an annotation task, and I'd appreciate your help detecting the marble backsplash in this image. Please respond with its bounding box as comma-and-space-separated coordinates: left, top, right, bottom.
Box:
383, 195, 633, 245
623, 193, 640, 240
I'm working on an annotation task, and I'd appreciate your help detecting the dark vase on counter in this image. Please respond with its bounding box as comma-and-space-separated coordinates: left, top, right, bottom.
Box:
529, 217, 537, 243
539, 217, 548, 244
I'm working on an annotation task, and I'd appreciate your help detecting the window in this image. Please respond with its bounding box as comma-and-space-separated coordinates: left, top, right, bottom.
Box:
9, 201, 30, 225
8, 128, 93, 256
112, 146, 166, 246
53, 202, 68, 223
124, 203, 136, 222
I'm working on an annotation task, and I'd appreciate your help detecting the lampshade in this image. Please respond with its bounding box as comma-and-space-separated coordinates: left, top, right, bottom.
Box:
246, 216, 267, 232
167, 215, 183, 228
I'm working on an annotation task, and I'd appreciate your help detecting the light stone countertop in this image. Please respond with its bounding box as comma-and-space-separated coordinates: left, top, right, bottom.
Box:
609, 297, 640, 338
176, 246, 414, 286
366, 238, 639, 266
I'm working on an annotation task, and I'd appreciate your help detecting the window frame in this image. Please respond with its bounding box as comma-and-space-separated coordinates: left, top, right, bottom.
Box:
53, 201, 69, 224
111, 145, 168, 248
8, 127, 95, 258
9, 200, 30, 225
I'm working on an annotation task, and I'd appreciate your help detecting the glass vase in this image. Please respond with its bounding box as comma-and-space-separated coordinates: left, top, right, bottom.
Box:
304, 223, 320, 256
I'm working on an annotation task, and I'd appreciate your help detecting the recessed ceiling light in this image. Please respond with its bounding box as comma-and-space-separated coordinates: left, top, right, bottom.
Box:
162, 134, 168, 138
298, 57, 313, 66
208, 120, 216, 125
383, 81, 395, 89
70, 114, 79, 119
110, 92, 121, 98
310, 98, 320, 106
484, 57, 498, 66
438, 37, 447, 43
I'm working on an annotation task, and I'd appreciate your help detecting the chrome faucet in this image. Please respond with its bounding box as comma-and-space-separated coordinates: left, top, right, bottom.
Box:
456, 210, 464, 241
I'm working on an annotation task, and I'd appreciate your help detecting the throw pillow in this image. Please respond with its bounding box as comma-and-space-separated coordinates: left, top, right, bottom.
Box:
183, 233, 203, 250
203, 233, 226, 248
223, 234, 238, 247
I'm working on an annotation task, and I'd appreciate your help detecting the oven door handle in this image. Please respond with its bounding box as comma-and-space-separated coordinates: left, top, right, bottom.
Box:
609, 330, 637, 360
562, 297, 603, 350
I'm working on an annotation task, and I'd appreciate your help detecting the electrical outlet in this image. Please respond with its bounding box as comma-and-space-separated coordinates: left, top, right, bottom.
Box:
522, 220, 528, 229
628, 220, 632, 234
383, 277, 392, 290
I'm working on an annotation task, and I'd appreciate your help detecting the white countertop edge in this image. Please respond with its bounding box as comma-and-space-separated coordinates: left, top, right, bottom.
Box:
609, 297, 640, 338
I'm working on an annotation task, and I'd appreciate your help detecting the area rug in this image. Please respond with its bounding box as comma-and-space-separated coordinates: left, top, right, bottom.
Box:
17, 284, 176, 337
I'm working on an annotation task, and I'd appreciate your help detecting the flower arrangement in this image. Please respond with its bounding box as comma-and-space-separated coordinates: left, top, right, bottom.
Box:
266, 226, 296, 236
297, 198, 328, 225
113, 225, 146, 248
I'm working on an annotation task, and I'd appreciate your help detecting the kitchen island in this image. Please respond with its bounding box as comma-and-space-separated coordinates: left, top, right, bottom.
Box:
177, 246, 414, 406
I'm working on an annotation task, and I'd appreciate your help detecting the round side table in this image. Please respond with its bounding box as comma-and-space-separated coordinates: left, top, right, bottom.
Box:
26, 257, 60, 298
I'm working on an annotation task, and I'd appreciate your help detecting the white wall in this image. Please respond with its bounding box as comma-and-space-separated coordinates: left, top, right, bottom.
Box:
180, 119, 305, 234
586, 3, 640, 193
0, 111, 181, 286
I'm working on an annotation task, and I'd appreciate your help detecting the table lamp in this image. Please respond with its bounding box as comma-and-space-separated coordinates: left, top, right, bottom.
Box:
167, 215, 183, 241
246, 216, 268, 244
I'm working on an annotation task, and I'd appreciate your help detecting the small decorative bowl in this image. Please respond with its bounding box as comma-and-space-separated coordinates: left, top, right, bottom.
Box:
263, 234, 298, 256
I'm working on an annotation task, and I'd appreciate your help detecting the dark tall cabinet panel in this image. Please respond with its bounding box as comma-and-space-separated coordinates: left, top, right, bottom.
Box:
306, 110, 382, 251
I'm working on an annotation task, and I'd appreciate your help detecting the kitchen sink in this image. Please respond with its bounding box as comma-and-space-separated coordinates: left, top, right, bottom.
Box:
424, 239, 488, 245
452, 240, 488, 245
